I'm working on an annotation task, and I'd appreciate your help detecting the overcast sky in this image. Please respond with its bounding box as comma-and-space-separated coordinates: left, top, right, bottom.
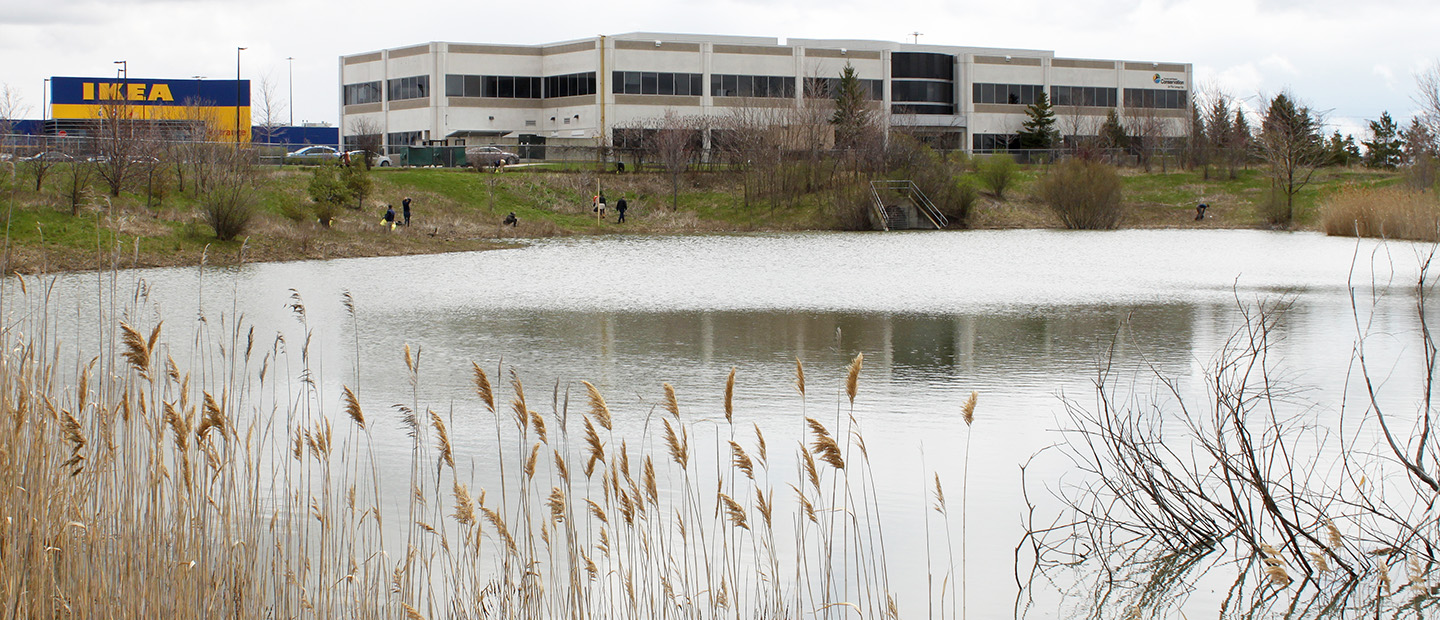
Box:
2, 0, 1437, 139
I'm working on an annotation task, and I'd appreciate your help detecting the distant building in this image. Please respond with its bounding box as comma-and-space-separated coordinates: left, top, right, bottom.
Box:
339, 32, 1191, 156
45, 76, 252, 142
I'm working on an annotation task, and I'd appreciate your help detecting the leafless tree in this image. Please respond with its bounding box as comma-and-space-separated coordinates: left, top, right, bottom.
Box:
94, 96, 159, 197
253, 73, 288, 146
1417, 61, 1440, 138
647, 110, 704, 210
59, 141, 96, 216
0, 84, 30, 161
1254, 91, 1325, 225
345, 116, 384, 164
1123, 106, 1167, 172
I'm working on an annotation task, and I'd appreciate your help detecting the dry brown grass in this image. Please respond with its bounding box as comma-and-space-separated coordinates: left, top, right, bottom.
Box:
1321, 185, 1440, 242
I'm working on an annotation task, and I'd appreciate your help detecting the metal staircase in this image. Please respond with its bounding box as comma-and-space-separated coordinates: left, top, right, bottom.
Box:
869, 180, 948, 231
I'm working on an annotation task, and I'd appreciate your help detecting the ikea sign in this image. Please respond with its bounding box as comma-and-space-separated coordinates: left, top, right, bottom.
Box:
51, 77, 249, 108
49, 76, 252, 141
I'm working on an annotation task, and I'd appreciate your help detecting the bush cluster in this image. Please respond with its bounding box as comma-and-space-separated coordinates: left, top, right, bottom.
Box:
1037, 158, 1124, 230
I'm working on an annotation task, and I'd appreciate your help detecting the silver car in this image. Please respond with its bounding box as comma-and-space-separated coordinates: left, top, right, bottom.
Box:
465, 145, 520, 167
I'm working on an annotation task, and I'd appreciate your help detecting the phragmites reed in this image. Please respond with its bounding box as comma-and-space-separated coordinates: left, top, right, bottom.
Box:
553, 451, 570, 482
1324, 518, 1342, 549
430, 410, 454, 470
196, 392, 226, 443
472, 362, 495, 413
60, 412, 85, 475
845, 352, 863, 405
753, 424, 768, 465
119, 322, 161, 378
548, 487, 566, 523
718, 492, 749, 530
453, 482, 476, 526
581, 380, 613, 431
1260, 543, 1291, 586
663, 383, 680, 419
801, 446, 821, 492
583, 416, 606, 477
730, 441, 755, 480
342, 385, 365, 429
755, 487, 774, 529
724, 367, 736, 424
1378, 559, 1393, 593
643, 456, 658, 503
531, 409, 547, 444
806, 417, 845, 470
961, 391, 977, 426
482, 506, 518, 554
662, 417, 689, 469
794, 357, 806, 397
933, 474, 947, 514
510, 371, 529, 432
525, 442, 541, 479
403, 602, 426, 620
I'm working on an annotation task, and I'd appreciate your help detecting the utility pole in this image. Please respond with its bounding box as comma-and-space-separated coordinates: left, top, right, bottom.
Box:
910, 32, 923, 44
235, 47, 247, 146
287, 56, 294, 127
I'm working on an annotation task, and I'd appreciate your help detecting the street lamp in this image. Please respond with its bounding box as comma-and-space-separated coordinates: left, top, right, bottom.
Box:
114, 60, 127, 80
42, 78, 49, 122
235, 47, 246, 145
286, 56, 294, 127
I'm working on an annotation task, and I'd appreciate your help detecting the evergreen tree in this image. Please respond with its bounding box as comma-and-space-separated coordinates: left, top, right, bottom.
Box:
1100, 109, 1128, 150
1257, 91, 1323, 224
1232, 109, 1252, 169
1363, 111, 1403, 168
1322, 131, 1360, 167
1017, 91, 1059, 150
830, 63, 871, 150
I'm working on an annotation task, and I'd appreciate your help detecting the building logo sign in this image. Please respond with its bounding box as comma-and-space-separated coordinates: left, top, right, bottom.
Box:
48, 76, 252, 141
1153, 74, 1185, 88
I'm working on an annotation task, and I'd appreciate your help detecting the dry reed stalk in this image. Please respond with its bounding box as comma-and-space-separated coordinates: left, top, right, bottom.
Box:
430, 410, 454, 470
583, 416, 605, 476
662, 383, 679, 419
845, 353, 863, 406
341, 386, 364, 429
471, 363, 495, 413
795, 358, 806, 397
581, 380, 612, 431
724, 367, 736, 424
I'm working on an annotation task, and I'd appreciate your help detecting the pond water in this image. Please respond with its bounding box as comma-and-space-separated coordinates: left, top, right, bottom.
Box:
29, 229, 1438, 618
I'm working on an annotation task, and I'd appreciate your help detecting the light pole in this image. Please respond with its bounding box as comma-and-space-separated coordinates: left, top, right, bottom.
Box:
192, 76, 206, 140
42, 78, 49, 122
235, 47, 247, 145
114, 60, 126, 80
286, 56, 294, 127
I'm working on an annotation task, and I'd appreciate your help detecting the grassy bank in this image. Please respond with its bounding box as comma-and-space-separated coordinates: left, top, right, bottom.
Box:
0, 159, 1404, 272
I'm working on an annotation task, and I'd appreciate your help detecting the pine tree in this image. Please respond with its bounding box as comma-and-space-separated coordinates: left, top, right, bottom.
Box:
1100, 109, 1128, 150
1257, 91, 1323, 224
1363, 111, 1403, 169
1017, 91, 1059, 150
830, 63, 871, 150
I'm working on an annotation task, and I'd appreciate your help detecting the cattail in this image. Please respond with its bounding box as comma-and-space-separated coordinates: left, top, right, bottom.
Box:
342, 385, 365, 429
663, 383, 680, 419
845, 352, 863, 405
581, 380, 612, 431
794, 357, 805, 397
724, 367, 736, 424
961, 391, 978, 426
472, 363, 495, 413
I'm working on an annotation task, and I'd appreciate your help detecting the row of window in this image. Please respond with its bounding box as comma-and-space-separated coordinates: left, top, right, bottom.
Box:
612, 71, 706, 96
974, 83, 1046, 106
973, 133, 1020, 151
387, 131, 424, 147
712, 74, 795, 98
443, 73, 598, 99
1124, 88, 1187, 109
893, 81, 954, 104
388, 76, 429, 101
804, 77, 883, 101
343, 81, 382, 106
1051, 85, 1118, 108
891, 52, 955, 81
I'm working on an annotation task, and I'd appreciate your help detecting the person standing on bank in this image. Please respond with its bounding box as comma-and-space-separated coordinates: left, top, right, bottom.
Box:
402, 197, 412, 227
616, 197, 628, 223
383, 205, 396, 231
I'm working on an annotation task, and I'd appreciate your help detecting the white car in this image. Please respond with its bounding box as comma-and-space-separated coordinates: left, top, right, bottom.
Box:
284, 145, 342, 164
344, 150, 392, 167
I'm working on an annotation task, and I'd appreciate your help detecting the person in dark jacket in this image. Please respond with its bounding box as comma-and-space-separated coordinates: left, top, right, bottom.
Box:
616, 197, 628, 223
402, 197, 412, 226
503, 212, 518, 227
383, 205, 396, 230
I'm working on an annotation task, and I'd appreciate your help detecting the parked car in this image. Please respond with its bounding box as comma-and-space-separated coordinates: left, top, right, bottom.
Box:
465, 145, 520, 168
343, 150, 392, 167
284, 145, 342, 164
20, 151, 74, 163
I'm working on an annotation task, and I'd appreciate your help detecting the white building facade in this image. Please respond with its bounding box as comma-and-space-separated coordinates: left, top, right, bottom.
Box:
338, 32, 1191, 155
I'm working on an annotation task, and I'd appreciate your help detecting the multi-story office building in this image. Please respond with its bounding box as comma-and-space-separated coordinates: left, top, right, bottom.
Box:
339, 32, 1191, 155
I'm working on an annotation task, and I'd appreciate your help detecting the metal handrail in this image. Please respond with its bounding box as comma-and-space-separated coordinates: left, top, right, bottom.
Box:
868, 182, 891, 231
869, 180, 947, 230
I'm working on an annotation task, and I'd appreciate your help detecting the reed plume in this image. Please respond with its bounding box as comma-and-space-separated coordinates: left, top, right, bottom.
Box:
342, 385, 365, 429
663, 383, 680, 419
718, 493, 748, 530
472, 362, 495, 413
794, 357, 806, 397
724, 367, 736, 424
961, 391, 977, 426
430, 410, 454, 470
845, 352, 863, 405
581, 380, 613, 431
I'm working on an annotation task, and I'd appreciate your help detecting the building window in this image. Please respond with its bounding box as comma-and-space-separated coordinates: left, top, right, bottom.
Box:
387, 75, 430, 101
611, 71, 703, 96
387, 130, 424, 147
973, 133, 1020, 151
972, 83, 1043, 105
891, 52, 954, 80
1050, 86, 1117, 107
544, 72, 596, 98
343, 81, 382, 105
802, 77, 883, 100
1123, 88, 1187, 109
710, 74, 796, 98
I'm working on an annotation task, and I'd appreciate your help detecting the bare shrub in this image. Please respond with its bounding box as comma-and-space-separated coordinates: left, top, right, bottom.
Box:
1036, 157, 1123, 229
1321, 185, 1440, 241
199, 152, 258, 241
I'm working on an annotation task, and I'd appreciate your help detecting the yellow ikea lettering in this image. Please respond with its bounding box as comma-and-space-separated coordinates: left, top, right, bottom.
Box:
127, 83, 145, 101
83, 83, 94, 100
147, 84, 173, 102
98, 83, 123, 100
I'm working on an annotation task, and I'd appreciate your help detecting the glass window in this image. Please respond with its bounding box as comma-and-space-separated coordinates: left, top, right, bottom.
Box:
658, 72, 674, 95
